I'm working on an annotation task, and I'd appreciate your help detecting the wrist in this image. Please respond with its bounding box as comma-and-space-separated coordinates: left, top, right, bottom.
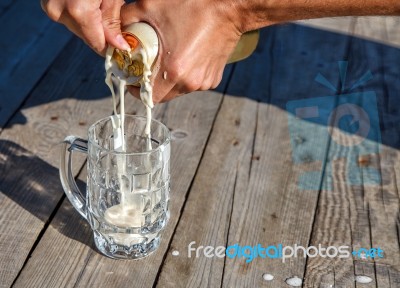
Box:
227, 0, 400, 32
222, 0, 276, 33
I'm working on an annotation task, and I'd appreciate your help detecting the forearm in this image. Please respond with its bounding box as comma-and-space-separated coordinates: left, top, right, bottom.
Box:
232, 0, 400, 32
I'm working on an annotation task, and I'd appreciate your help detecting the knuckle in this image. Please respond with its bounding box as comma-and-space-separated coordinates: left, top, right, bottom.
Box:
166, 61, 185, 83
210, 82, 218, 89
67, 4, 83, 19
184, 77, 203, 92
66, 2, 91, 21
103, 17, 121, 29
41, 0, 60, 21
211, 74, 223, 89
200, 81, 213, 91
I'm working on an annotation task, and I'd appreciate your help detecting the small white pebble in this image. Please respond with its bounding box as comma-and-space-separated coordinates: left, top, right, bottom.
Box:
262, 273, 274, 281
286, 276, 302, 287
355, 275, 373, 284
163, 71, 167, 80
172, 250, 179, 256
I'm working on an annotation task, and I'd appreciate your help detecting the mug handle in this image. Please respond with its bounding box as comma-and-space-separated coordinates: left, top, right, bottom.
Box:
60, 136, 88, 219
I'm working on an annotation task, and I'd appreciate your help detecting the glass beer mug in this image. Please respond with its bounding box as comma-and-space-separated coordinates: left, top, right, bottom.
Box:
60, 115, 170, 259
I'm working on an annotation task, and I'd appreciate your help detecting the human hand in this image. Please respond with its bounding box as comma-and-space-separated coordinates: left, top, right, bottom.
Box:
120, 0, 244, 103
41, 0, 130, 55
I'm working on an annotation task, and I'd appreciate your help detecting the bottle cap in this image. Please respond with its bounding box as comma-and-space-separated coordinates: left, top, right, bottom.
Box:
107, 23, 159, 86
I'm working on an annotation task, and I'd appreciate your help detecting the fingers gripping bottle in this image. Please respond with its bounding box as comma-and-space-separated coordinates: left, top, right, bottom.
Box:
106, 22, 259, 85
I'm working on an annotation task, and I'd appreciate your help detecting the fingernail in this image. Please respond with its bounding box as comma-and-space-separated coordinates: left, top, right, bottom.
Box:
117, 34, 131, 51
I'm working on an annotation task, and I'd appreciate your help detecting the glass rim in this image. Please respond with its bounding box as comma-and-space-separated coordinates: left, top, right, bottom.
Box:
88, 114, 170, 155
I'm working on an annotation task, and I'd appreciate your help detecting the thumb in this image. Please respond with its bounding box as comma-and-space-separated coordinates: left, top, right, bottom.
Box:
101, 0, 130, 50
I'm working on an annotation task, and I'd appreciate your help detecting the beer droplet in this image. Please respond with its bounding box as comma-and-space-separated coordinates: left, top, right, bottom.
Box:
262, 274, 274, 281
355, 275, 373, 284
286, 276, 302, 287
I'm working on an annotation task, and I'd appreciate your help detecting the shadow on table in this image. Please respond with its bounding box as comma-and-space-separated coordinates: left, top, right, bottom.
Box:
4, 37, 110, 129
2, 23, 400, 249
4, 21, 400, 151
216, 23, 400, 150
0, 140, 94, 248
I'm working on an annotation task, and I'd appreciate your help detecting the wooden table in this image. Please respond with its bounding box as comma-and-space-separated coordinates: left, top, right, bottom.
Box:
1, 2, 399, 287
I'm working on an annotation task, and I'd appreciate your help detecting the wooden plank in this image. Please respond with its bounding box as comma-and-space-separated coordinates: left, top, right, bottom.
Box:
296, 17, 356, 36
303, 157, 357, 288
366, 149, 400, 287
10, 165, 96, 288
351, 16, 400, 48
12, 74, 231, 286
158, 95, 257, 287
0, 140, 65, 288
0, 0, 72, 130
383, 17, 400, 47
0, 39, 113, 287
351, 16, 400, 287
304, 16, 400, 287
223, 23, 355, 288
220, 105, 320, 288
151, 22, 355, 288
297, 17, 400, 48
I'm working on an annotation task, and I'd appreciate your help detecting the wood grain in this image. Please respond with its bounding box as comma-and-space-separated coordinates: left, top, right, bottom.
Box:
351, 17, 400, 48
0, 39, 112, 287
12, 78, 231, 286
155, 22, 356, 288
303, 156, 357, 288
383, 17, 400, 47
71, 91, 225, 288
352, 16, 400, 287
296, 17, 356, 36
157, 95, 257, 287
0, 0, 72, 130
223, 23, 357, 288
12, 166, 93, 288
304, 15, 400, 287
2, 14, 400, 288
